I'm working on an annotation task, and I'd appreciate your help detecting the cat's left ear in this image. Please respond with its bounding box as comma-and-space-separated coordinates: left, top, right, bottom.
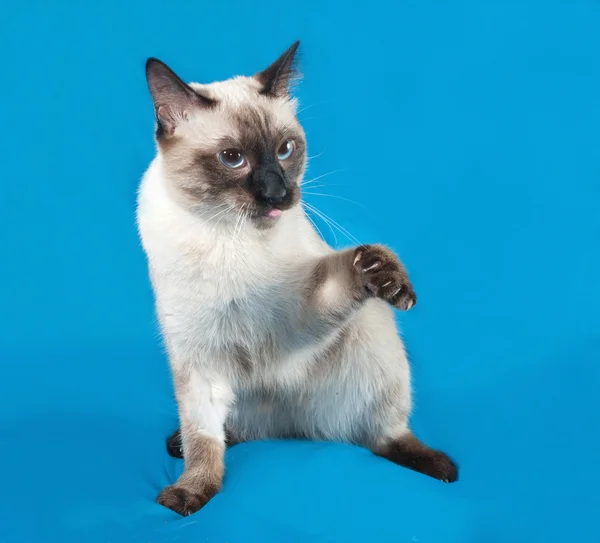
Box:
256, 41, 301, 98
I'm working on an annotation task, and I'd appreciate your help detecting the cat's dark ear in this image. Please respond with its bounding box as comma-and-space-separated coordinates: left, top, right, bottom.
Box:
256, 41, 301, 98
145, 58, 213, 136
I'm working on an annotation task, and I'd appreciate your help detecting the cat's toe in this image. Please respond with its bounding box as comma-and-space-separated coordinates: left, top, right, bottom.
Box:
353, 245, 416, 309
421, 450, 458, 483
374, 434, 458, 483
157, 485, 214, 516
389, 283, 417, 311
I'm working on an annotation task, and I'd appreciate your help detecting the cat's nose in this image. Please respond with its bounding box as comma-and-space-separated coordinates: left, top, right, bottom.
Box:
259, 170, 288, 205
263, 185, 288, 205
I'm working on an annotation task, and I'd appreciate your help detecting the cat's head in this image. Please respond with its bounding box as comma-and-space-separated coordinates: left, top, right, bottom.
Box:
145, 41, 305, 227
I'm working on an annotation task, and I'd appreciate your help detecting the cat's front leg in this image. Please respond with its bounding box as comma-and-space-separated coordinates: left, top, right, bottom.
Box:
156, 366, 233, 516
166, 426, 241, 459
312, 245, 416, 313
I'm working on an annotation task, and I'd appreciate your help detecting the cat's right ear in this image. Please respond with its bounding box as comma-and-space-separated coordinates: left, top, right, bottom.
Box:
145, 58, 213, 136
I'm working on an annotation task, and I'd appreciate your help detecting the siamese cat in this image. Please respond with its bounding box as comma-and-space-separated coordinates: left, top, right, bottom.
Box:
137, 41, 458, 516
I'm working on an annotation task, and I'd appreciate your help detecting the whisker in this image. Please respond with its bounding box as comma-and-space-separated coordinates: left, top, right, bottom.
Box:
296, 100, 332, 115
199, 207, 230, 225
306, 150, 326, 161
302, 202, 338, 245
303, 208, 326, 242
303, 192, 366, 209
239, 207, 248, 239
214, 210, 233, 228
242, 210, 250, 238
233, 204, 245, 237
297, 115, 319, 123
301, 169, 345, 186
234, 205, 248, 240
194, 203, 228, 220
207, 205, 236, 228
303, 202, 361, 246
323, 214, 361, 246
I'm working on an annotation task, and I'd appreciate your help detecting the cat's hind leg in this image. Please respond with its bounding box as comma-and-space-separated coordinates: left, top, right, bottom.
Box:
371, 430, 458, 483
166, 428, 184, 459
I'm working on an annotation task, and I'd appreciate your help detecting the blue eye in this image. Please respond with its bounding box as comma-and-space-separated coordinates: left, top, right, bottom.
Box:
219, 148, 246, 168
277, 139, 295, 161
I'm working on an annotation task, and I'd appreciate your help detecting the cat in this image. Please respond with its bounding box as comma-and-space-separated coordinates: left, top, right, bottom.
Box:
137, 41, 458, 516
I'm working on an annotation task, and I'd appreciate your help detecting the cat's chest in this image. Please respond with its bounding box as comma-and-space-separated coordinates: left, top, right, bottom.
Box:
157, 254, 292, 347
164, 247, 285, 304
145, 208, 308, 353
160, 293, 288, 367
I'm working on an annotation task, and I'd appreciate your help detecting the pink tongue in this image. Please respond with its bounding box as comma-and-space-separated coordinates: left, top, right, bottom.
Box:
267, 208, 282, 217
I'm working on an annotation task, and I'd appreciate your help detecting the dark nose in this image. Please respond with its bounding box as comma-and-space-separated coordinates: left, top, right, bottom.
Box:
258, 170, 288, 205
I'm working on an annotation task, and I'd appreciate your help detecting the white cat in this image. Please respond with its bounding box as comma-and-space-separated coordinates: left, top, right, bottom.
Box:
137, 41, 457, 516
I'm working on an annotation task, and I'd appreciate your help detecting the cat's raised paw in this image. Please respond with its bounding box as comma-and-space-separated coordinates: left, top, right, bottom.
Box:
157, 484, 217, 516
353, 245, 416, 310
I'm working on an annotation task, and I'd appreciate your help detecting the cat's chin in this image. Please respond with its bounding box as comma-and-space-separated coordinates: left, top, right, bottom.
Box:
251, 207, 285, 228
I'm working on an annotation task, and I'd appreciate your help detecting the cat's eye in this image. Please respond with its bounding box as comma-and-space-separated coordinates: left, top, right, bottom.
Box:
219, 148, 246, 169
277, 139, 295, 161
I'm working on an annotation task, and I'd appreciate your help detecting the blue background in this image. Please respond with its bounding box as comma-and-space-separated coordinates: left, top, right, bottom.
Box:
1, 0, 599, 541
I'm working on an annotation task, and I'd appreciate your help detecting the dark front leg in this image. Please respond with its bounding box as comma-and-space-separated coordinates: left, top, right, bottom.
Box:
309, 244, 417, 316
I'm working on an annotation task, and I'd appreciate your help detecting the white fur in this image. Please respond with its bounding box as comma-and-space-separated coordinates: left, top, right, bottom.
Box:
182, 371, 232, 441
137, 154, 412, 447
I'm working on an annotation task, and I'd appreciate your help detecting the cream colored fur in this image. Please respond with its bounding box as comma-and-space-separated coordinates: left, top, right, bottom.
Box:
138, 147, 412, 445
137, 67, 430, 515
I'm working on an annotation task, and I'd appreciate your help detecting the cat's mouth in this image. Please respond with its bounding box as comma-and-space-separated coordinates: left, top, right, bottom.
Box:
265, 208, 282, 218
248, 185, 300, 223
249, 205, 284, 226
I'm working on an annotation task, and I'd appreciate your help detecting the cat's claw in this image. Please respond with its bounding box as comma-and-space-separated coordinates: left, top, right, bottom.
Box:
353, 245, 416, 310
